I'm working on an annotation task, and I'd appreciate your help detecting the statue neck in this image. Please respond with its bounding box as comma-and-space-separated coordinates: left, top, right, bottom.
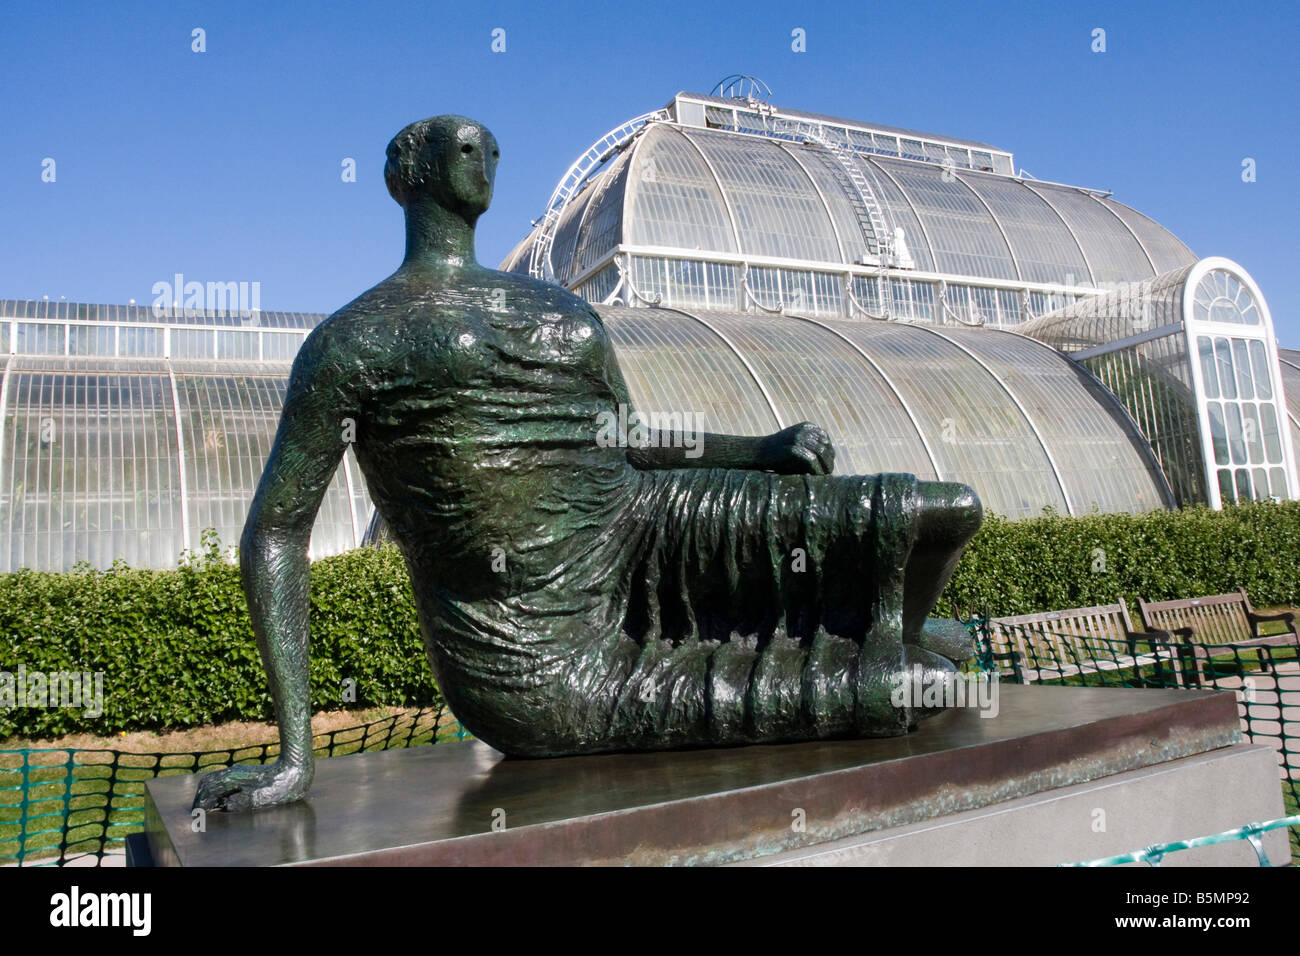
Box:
401, 200, 479, 270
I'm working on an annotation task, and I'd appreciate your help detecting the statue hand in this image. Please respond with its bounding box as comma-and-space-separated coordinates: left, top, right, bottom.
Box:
763, 422, 835, 475
192, 759, 312, 813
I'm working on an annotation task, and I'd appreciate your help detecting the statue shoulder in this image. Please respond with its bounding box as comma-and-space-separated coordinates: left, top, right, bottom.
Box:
489, 267, 599, 314
288, 302, 383, 404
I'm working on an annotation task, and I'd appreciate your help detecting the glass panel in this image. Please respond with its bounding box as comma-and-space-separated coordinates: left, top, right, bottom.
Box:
852, 157, 935, 271
1193, 270, 1259, 325
68, 325, 114, 356
783, 144, 877, 262
171, 329, 213, 359
1207, 402, 1229, 465
682, 128, 841, 262
996, 288, 1023, 327
598, 306, 779, 442
1231, 339, 1255, 400
1252, 467, 1269, 500
1235, 469, 1252, 501
217, 331, 259, 360
943, 326, 1170, 514
1260, 403, 1283, 463
543, 178, 590, 284
1098, 198, 1196, 274
703, 313, 935, 478
1225, 404, 1247, 464
1215, 338, 1237, 399
1023, 183, 1154, 284
890, 279, 935, 322
874, 159, 1018, 280
16, 323, 64, 355
704, 261, 740, 311
831, 321, 1067, 517
960, 173, 1094, 285
1197, 336, 1219, 399
119, 327, 163, 357
1270, 467, 1287, 498
629, 256, 743, 312
1249, 340, 1272, 400
1242, 404, 1264, 463
572, 157, 630, 276
0, 366, 185, 571
1217, 468, 1234, 504
746, 265, 783, 311
627, 126, 738, 256
261, 332, 305, 361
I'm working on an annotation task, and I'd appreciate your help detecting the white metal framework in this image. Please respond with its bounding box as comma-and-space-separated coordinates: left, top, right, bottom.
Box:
527, 110, 669, 282
1182, 258, 1298, 508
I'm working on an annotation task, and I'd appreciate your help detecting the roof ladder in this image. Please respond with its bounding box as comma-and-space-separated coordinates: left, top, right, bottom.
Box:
773, 118, 903, 318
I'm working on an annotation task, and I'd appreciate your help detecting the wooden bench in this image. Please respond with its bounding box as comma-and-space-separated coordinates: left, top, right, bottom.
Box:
1137, 589, 1299, 688
986, 601, 1179, 684
1137, 588, 1298, 646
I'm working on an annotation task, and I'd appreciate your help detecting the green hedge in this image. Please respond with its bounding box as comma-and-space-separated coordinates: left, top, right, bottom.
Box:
3, 502, 1298, 738
939, 500, 1300, 617
0, 535, 434, 739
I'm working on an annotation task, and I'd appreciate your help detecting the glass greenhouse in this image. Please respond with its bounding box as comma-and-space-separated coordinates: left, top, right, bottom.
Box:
2, 88, 1294, 572
1020, 260, 1297, 508
504, 89, 1296, 513
0, 299, 369, 573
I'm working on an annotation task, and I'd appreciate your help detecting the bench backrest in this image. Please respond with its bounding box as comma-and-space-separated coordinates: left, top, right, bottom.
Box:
988, 601, 1135, 673
1137, 589, 1255, 645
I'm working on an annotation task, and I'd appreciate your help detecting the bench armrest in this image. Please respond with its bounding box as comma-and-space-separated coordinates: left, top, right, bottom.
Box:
1246, 609, 1296, 637
1247, 609, 1294, 624
1128, 627, 1194, 644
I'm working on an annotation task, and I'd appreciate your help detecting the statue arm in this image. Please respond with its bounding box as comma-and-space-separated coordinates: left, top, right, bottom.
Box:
600, 324, 835, 475
194, 331, 355, 811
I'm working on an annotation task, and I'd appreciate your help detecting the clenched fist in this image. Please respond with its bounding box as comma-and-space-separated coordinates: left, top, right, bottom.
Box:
760, 422, 835, 475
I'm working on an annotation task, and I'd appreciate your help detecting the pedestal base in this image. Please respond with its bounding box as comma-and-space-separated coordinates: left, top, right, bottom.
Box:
732, 742, 1287, 866
141, 686, 1261, 866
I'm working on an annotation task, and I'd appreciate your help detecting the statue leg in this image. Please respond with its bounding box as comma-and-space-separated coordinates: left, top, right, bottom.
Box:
497, 471, 980, 756
903, 480, 984, 645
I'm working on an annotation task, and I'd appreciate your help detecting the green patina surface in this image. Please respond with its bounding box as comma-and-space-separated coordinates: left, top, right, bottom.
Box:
194, 116, 982, 812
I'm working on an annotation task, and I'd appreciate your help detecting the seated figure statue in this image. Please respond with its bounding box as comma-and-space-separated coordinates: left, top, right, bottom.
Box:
194, 115, 983, 812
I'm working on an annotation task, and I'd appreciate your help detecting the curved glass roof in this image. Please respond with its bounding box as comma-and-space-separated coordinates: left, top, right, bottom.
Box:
506, 116, 1196, 292
597, 305, 1171, 518
1017, 264, 1196, 352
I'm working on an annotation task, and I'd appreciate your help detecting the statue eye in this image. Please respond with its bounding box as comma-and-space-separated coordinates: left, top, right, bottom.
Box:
492, 150, 499, 158
461, 144, 473, 154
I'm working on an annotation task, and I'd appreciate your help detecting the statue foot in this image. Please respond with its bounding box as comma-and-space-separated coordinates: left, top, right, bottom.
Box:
192, 760, 312, 812
900, 644, 962, 728
916, 617, 975, 664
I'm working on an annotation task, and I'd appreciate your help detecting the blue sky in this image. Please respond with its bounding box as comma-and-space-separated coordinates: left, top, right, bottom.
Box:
2, 0, 1297, 344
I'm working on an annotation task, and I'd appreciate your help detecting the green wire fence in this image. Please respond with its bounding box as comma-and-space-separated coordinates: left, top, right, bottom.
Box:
1061, 814, 1300, 867
1, 704, 460, 866
972, 618, 1299, 865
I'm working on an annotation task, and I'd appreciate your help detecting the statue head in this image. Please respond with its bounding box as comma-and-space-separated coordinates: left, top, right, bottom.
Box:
385, 115, 499, 220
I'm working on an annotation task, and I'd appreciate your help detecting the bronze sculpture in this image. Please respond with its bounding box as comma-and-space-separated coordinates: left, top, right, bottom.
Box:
194, 115, 982, 812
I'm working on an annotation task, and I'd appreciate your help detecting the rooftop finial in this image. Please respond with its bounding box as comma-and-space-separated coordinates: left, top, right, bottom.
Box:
710, 74, 773, 106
